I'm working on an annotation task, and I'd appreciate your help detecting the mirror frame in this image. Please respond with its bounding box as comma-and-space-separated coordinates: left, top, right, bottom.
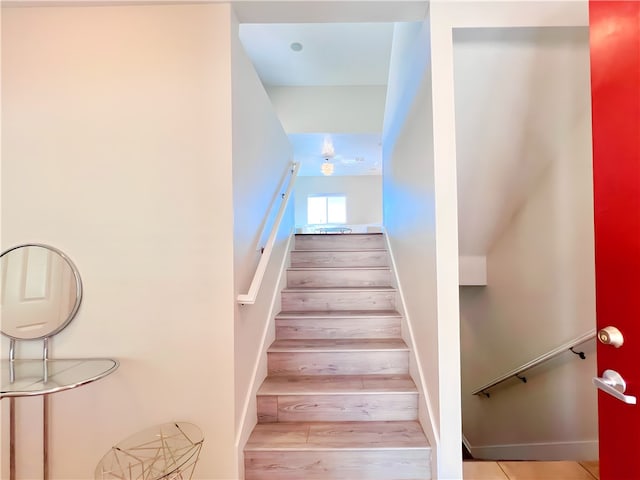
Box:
0, 243, 83, 340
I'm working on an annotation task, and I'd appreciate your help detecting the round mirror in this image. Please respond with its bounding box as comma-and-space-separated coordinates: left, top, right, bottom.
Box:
0, 244, 82, 340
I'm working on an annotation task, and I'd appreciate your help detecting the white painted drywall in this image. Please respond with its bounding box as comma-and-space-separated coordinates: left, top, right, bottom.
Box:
382, 20, 443, 479
266, 86, 387, 133
1, 5, 237, 479
230, 11, 295, 473
293, 175, 382, 227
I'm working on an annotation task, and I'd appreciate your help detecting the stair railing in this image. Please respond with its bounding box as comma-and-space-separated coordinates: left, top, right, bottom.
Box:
237, 162, 299, 305
471, 328, 596, 397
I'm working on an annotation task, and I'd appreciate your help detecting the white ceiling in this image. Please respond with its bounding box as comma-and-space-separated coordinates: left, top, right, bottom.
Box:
239, 23, 394, 87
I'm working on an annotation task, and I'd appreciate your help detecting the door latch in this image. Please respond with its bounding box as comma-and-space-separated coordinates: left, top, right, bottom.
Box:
593, 369, 636, 404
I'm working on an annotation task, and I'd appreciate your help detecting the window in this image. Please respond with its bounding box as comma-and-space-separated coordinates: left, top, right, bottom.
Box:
307, 195, 346, 224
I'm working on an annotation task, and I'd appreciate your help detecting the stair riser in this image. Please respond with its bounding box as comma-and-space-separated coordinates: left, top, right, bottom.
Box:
290, 250, 389, 268
276, 318, 401, 339
257, 393, 418, 423
245, 450, 430, 480
282, 291, 396, 312
268, 351, 409, 376
287, 269, 391, 288
295, 234, 385, 251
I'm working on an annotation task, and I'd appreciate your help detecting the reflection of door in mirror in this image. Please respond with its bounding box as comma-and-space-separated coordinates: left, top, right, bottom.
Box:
1, 246, 76, 339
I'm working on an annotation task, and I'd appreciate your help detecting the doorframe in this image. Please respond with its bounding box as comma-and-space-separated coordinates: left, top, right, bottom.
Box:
429, 1, 590, 478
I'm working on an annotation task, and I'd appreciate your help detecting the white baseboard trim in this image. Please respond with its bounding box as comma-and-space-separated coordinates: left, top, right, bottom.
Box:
462, 433, 473, 455
382, 228, 439, 457
234, 231, 294, 454
466, 439, 599, 461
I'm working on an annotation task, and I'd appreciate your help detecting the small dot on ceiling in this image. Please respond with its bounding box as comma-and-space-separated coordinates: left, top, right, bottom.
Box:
290, 42, 303, 52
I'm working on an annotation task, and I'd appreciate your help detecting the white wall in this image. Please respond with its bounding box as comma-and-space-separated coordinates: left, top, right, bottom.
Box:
294, 175, 382, 227
460, 110, 597, 459
266, 86, 387, 133
382, 20, 443, 479
2, 5, 238, 479
230, 11, 295, 475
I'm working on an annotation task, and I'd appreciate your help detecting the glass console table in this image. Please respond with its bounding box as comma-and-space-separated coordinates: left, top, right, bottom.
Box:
1, 358, 119, 480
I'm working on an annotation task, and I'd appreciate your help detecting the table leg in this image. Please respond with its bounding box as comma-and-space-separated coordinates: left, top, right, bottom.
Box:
43, 395, 49, 480
10, 397, 15, 480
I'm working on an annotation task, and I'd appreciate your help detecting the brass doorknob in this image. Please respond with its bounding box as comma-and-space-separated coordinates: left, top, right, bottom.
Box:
598, 326, 624, 348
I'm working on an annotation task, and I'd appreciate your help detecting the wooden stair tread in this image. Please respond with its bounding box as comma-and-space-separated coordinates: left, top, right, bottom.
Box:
245, 421, 429, 451
295, 233, 384, 236
276, 310, 402, 319
269, 338, 408, 352
288, 266, 391, 271
282, 286, 396, 293
292, 248, 387, 253
258, 375, 418, 395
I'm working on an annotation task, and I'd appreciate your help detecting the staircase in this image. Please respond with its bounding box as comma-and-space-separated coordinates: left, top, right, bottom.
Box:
244, 233, 431, 480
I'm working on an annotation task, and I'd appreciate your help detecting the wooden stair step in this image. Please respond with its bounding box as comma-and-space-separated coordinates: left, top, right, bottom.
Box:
295, 233, 385, 251
257, 375, 419, 423
281, 287, 396, 312
276, 310, 402, 319
290, 249, 389, 268
244, 421, 431, 479
258, 374, 417, 395
287, 266, 392, 288
245, 420, 429, 450
269, 338, 408, 352
276, 310, 401, 339
267, 339, 409, 376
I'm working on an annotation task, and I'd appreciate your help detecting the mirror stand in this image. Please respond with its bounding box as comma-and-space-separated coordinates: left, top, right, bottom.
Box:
8, 337, 53, 382
1, 244, 119, 480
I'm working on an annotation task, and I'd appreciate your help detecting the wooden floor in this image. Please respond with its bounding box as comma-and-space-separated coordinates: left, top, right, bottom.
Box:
464, 461, 599, 479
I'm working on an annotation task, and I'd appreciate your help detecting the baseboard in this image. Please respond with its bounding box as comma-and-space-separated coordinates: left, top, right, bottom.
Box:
466, 439, 599, 461
382, 227, 439, 476
234, 231, 294, 465
462, 434, 473, 456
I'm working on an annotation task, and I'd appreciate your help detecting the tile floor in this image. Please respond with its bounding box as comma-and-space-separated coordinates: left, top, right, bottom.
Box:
463, 461, 599, 479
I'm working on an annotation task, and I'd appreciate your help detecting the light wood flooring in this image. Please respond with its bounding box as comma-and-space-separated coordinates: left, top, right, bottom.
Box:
464, 461, 599, 479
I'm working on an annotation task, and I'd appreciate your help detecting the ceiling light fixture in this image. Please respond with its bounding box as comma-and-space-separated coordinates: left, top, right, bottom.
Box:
321, 136, 335, 175
321, 137, 335, 159
321, 159, 334, 176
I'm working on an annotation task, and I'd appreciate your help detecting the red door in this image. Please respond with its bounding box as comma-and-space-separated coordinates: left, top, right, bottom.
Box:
590, 1, 640, 479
